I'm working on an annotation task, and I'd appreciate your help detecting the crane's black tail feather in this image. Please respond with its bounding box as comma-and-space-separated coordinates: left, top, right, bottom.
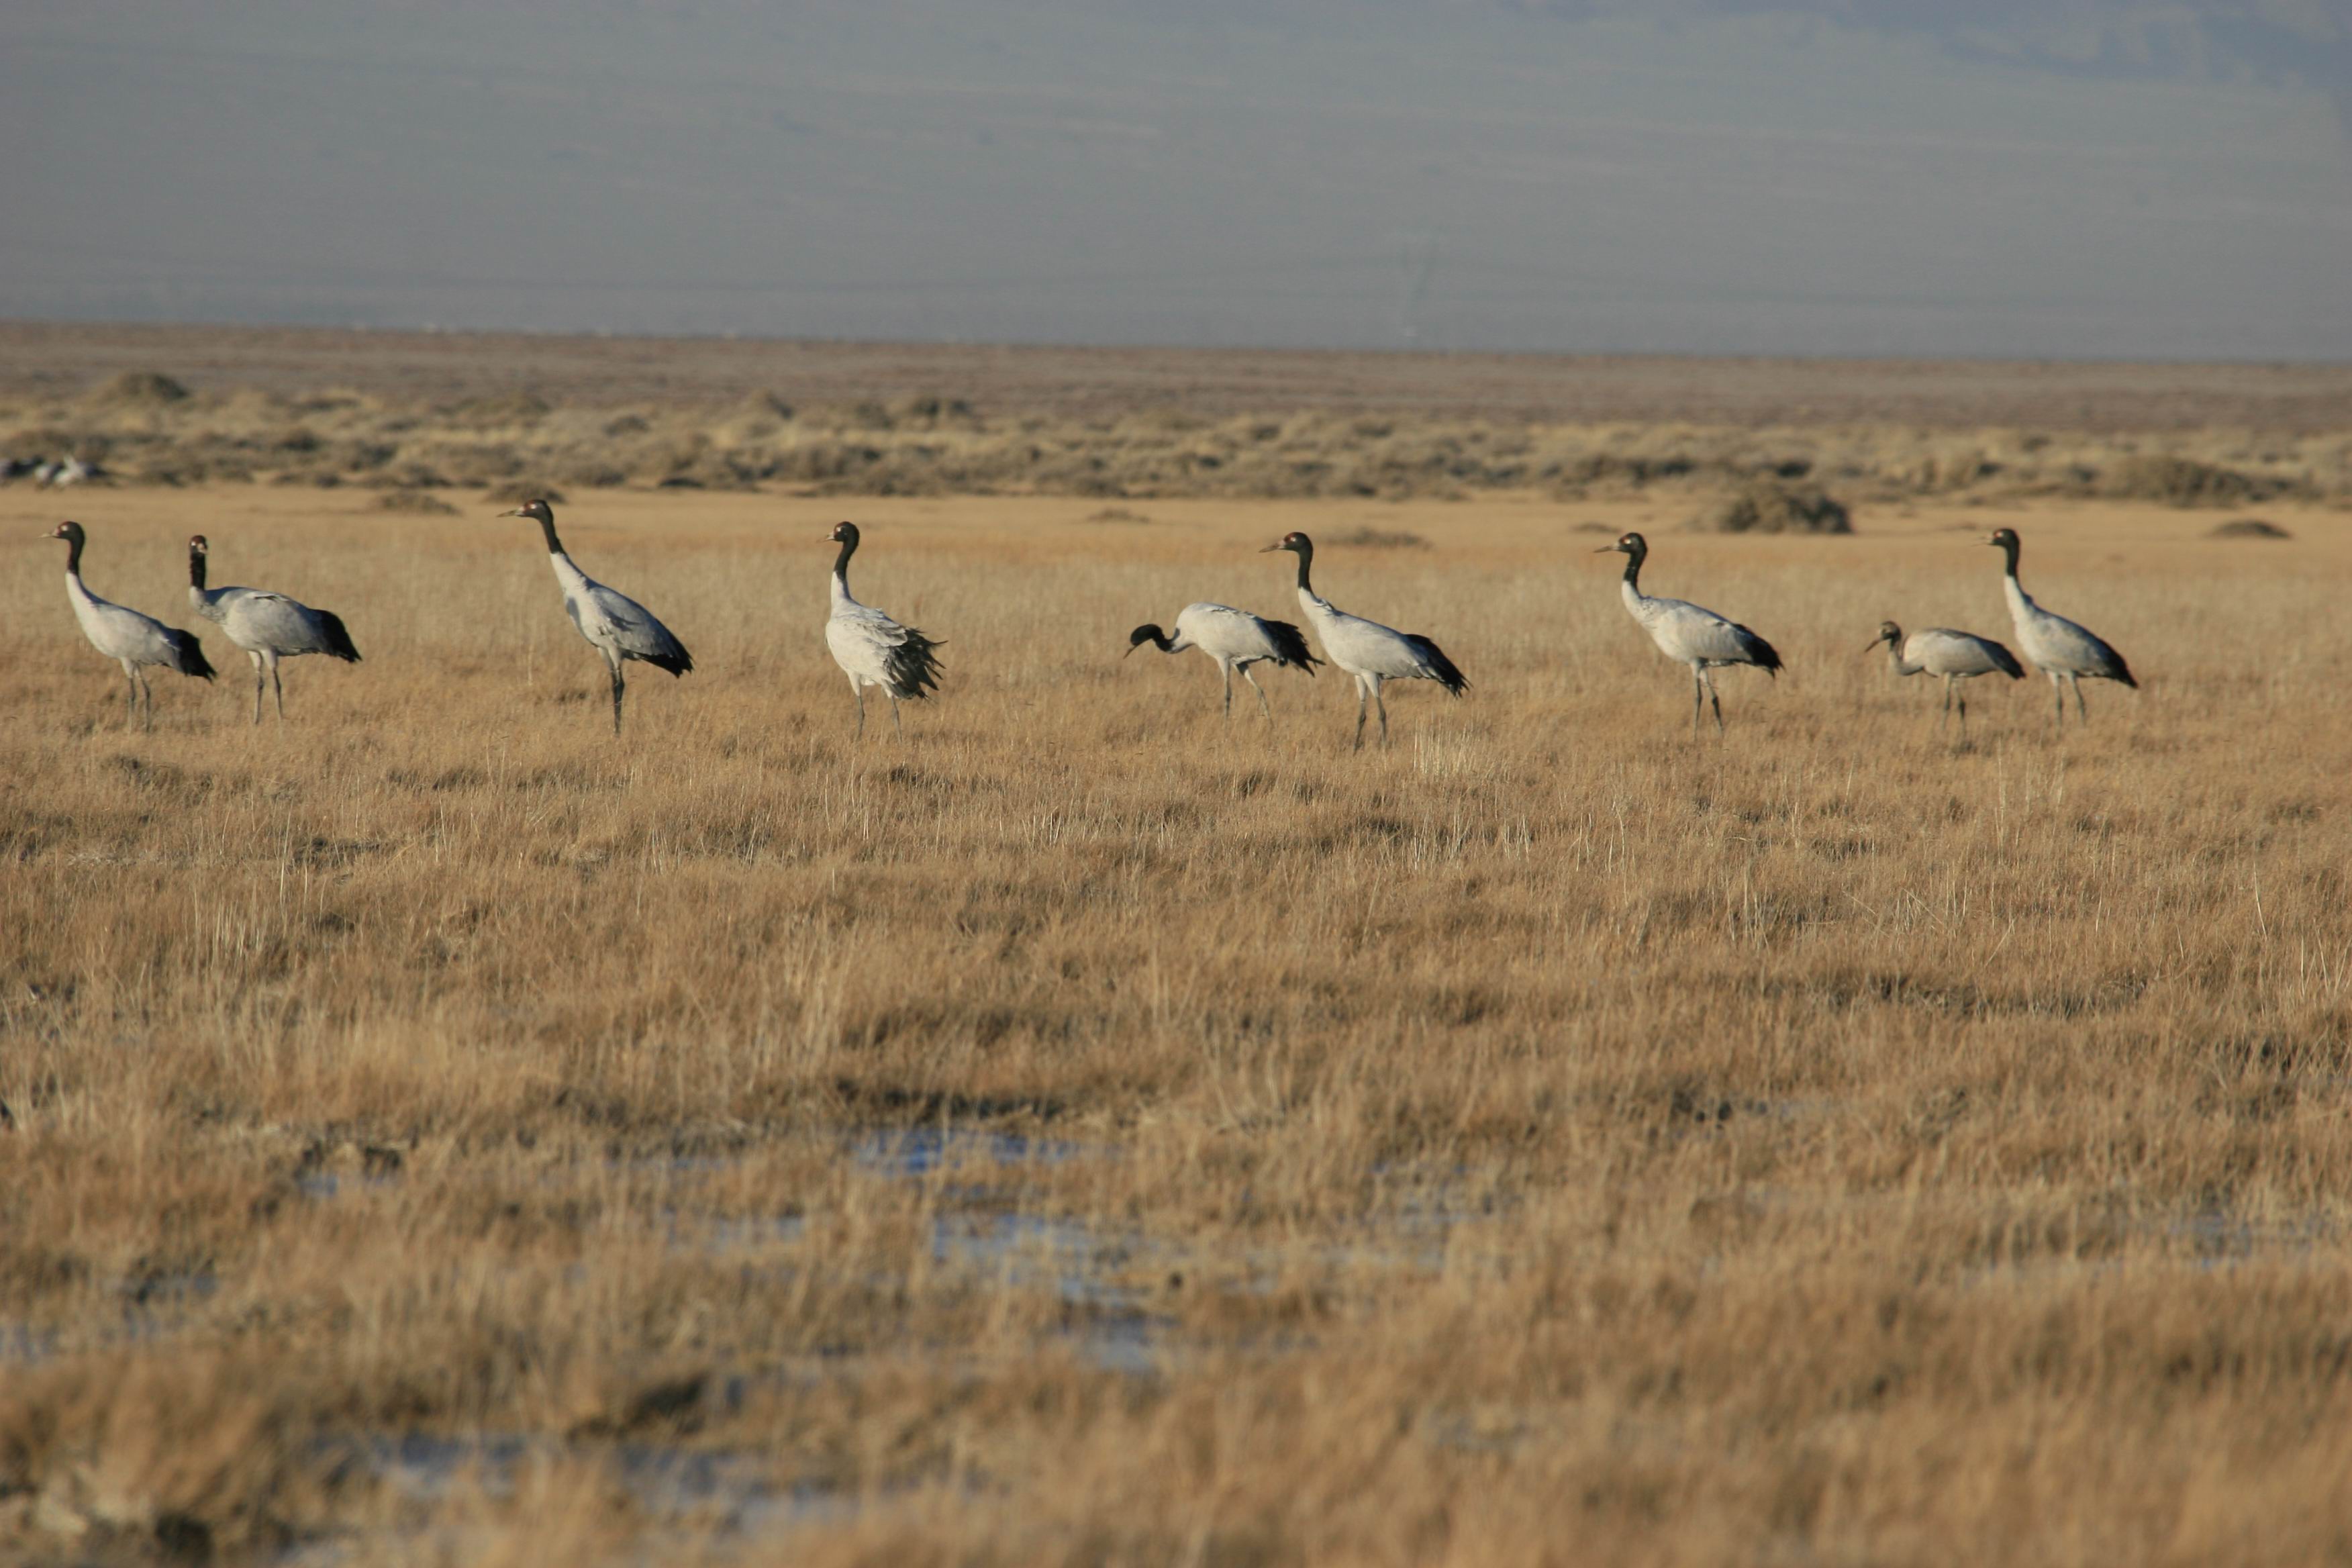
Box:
1986, 640, 2026, 680
166, 629, 215, 681
635, 641, 694, 677
1407, 634, 1469, 697
1263, 618, 1319, 674
1736, 624, 1783, 677
317, 609, 362, 663
883, 628, 944, 700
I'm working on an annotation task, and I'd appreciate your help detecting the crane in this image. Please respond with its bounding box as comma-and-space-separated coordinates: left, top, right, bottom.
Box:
46, 522, 215, 728
500, 500, 692, 733
1986, 528, 2135, 725
1866, 620, 2023, 740
1125, 602, 1318, 722
187, 534, 361, 724
1260, 531, 1465, 748
1594, 531, 1781, 735
825, 522, 943, 738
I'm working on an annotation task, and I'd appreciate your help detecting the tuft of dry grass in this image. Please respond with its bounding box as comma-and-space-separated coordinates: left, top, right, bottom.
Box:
3, 483, 2351, 1564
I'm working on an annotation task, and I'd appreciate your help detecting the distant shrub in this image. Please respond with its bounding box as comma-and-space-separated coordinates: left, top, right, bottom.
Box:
1702, 479, 1853, 534
375, 489, 458, 516
2210, 517, 2291, 540
1327, 526, 1430, 549
92, 371, 190, 406
2108, 454, 2293, 507
481, 482, 567, 505
1083, 507, 1151, 525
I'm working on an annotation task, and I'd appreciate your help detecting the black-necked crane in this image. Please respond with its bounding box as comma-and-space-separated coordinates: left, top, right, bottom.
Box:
46, 522, 215, 728
1867, 620, 2023, 740
1260, 531, 1465, 748
825, 522, 942, 738
1595, 531, 1781, 736
499, 500, 693, 733
1986, 528, 2135, 725
1125, 603, 1318, 722
187, 535, 360, 724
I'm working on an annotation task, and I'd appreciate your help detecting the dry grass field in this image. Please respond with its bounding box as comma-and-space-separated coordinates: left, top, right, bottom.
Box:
3, 464, 2352, 1563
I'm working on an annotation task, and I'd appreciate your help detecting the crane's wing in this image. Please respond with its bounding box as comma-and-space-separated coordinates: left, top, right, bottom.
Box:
227, 591, 361, 661
581, 581, 693, 675
2038, 611, 2134, 686
828, 606, 942, 699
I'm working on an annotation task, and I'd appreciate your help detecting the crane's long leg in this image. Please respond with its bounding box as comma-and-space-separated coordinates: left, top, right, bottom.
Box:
250, 650, 266, 726
1221, 661, 1234, 722
2050, 673, 2065, 726
1939, 676, 1953, 736
1373, 677, 1389, 746
852, 681, 867, 741
119, 659, 138, 730
136, 667, 154, 732
889, 693, 904, 740
2071, 676, 2089, 724
269, 655, 287, 722
1241, 665, 1273, 723
1702, 667, 1724, 736
1690, 665, 1704, 736
605, 652, 626, 734
1957, 685, 1969, 742
1353, 677, 1369, 750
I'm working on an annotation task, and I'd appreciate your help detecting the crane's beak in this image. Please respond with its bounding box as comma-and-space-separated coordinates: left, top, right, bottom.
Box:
497, 507, 525, 518
1121, 642, 1140, 658
1258, 542, 1283, 553
1861, 638, 1883, 653
1591, 544, 1619, 554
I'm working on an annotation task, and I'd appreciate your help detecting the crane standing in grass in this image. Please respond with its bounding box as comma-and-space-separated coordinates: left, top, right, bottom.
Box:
1986, 528, 2136, 725
825, 521, 943, 739
1125, 603, 1319, 723
1260, 531, 1465, 748
499, 500, 693, 733
187, 535, 361, 724
47, 521, 214, 728
1866, 620, 2023, 740
1595, 531, 1781, 736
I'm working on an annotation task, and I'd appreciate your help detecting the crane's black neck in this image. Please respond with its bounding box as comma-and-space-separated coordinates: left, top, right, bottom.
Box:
188, 547, 207, 591
1995, 536, 2020, 579
832, 534, 858, 588
1620, 548, 1644, 591
1291, 543, 1314, 595
62, 532, 83, 576
536, 511, 565, 556
1132, 624, 1174, 653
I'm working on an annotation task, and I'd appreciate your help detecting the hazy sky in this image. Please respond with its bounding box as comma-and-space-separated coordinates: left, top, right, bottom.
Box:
6, 1, 2350, 358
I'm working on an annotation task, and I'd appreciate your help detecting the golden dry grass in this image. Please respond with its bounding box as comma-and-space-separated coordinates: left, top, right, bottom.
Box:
3, 482, 2350, 1565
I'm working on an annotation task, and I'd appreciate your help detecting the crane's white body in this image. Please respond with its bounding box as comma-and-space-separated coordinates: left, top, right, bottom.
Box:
69, 573, 186, 678
1131, 602, 1316, 721
825, 523, 942, 738
1872, 622, 2022, 738
1990, 531, 2135, 725
50, 524, 213, 728
1264, 534, 1465, 748
1601, 533, 1781, 734
189, 539, 360, 723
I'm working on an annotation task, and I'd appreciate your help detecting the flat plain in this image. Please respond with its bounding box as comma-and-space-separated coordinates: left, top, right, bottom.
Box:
3, 331, 2351, 1565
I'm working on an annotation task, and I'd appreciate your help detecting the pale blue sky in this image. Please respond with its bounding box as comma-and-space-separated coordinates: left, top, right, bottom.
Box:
5, 1, 2349, 358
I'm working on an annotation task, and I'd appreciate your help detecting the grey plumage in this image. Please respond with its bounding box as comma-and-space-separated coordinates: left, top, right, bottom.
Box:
48, 521, 215, 730
187, 534, 361, 724
502, 500, 693, 732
